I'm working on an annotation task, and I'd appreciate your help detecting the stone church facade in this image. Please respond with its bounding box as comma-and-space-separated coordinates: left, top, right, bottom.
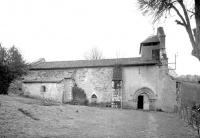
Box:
22, 27, 177, 112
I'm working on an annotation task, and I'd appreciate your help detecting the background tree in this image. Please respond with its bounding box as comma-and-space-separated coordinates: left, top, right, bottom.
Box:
0, 45, 28, 94
137, 0, 200, 61
168, 66, 179, 78
84, 47, 104, 60
177, 74, 200, 82
7, 46, 28, 78
0, 44, 9, 65
0, 64, 13, 94
115, 49, 126, 59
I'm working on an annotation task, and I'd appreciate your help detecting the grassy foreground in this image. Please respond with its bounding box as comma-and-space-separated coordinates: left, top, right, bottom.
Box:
0, 95, 198, 138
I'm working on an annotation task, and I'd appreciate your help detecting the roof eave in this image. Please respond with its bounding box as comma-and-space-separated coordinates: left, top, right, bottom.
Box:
23, 81, 61, 83
30, 63, 158, 70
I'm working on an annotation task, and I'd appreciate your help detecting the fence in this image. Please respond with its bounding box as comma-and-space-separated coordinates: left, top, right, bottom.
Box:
177, 103, 200, 137
176, 81, 200, 137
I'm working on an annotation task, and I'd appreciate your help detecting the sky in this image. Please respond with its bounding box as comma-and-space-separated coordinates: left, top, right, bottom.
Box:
0, 0, 199, 76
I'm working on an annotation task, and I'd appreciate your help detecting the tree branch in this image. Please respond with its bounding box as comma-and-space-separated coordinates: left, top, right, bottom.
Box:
170, 4, 187, 27
175, 20, 185, 26
187, 10, 195, 14
178, 1, 197, 50
193, 28, 197, 41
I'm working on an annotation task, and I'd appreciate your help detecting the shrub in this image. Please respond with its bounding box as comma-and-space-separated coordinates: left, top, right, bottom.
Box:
156, 108, 163, 112
0, 65, 13, 95
0, 45, 28, 95
89, 102, 112, 108
8, 79, 23, 95
71, 84, 88, 106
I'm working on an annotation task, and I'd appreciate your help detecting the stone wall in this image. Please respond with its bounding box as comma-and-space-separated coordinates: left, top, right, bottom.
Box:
22, 68, 113, 103
62, 79, 74, 103
22, 82, 64, 102
74, 67, 113, 103
22, 65, 177, 112
158, 68, 177, 112
122, 66, 158, 109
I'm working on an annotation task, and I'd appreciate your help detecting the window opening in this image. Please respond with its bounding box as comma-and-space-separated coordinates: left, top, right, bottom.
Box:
91, 94, 97, 98
152, 49, 160, 62
41, 85, 46, 92
91, 94, 97, 103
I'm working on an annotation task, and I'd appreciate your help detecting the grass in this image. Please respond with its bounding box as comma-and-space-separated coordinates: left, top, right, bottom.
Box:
180, 82, 200, 107
19, 94, 61, 106
0, 94, 198, 138
18, 108, 39, 121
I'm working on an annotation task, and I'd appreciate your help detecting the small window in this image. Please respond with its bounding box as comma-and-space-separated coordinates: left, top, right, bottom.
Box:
91, 94, 97, 103
41, 85, 46, 92
112, 80, 122, 89
92, 94, 97, 98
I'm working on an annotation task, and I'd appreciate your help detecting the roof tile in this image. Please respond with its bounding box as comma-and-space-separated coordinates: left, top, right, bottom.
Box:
141, 35, 159, 44
30, 57, 157, 70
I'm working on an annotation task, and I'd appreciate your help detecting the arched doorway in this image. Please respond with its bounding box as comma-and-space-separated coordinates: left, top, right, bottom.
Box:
137, 93, 149, 110
133, 87, 156, 110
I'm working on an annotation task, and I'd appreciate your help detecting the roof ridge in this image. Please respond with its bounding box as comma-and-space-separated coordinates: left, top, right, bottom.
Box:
30, 57, 157, 70
43, 57, 141, 63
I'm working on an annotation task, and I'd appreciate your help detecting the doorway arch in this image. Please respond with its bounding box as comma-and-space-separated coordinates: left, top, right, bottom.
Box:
133, 87, 156, 110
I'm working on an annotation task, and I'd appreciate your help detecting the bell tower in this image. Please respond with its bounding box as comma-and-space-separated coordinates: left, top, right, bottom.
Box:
140, 27, 168, 66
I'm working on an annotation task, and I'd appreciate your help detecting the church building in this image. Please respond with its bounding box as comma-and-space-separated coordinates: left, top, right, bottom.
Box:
22, 27, 177, 112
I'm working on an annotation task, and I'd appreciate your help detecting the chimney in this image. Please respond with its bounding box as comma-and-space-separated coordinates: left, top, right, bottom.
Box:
31, 58, 45, 67
157, 27, 166, 49
157, 27, 168, 66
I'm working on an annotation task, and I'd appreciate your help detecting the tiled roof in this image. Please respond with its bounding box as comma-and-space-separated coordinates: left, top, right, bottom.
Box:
30, 57, 158, 70
141, 35, 159, 44
139, 35, 160, 54
23, 70, 73, 83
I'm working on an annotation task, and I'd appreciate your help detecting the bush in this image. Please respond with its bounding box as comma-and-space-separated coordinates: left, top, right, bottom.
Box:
67, 99, 89, 106
8, 79, 23, 95
0, 45, 28, 95
156, 108, 163, 112
89, 102, 112, 108
70, 84, 88, 106
0, 65, 13, 95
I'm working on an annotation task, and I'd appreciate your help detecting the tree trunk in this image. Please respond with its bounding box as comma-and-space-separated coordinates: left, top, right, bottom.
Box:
195, 0, 200, 60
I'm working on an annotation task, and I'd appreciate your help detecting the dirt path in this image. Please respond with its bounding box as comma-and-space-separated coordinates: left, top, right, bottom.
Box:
146, 113, 159, 138
0, 95, 198, 138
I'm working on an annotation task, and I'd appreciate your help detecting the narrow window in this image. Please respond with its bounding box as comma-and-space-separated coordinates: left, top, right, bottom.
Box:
41, 85, 46, 92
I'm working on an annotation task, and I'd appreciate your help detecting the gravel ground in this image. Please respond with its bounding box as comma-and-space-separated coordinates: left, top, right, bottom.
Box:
0, 95, 198, 138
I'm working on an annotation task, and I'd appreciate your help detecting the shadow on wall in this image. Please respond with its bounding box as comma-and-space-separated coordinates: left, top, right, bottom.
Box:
68, 84, 89, 105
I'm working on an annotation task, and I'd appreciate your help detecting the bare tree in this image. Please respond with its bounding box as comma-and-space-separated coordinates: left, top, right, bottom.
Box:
178, 74, 200, 82
115, 50, 126, 59
168, 66, 179, 78
84, 47, 104, 60
137, 0, 200, 61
